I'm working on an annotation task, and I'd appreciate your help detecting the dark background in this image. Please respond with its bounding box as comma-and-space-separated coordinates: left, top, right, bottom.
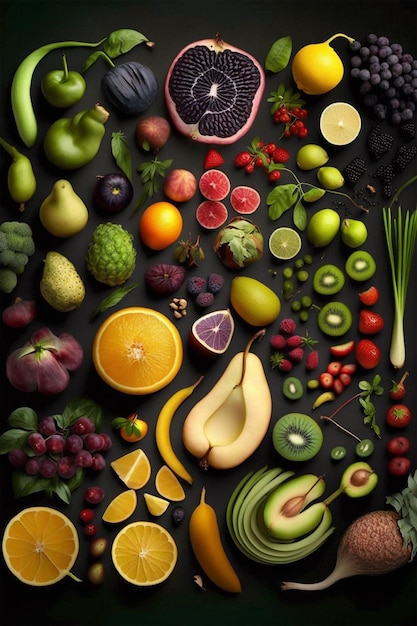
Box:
0, 1, 416, 625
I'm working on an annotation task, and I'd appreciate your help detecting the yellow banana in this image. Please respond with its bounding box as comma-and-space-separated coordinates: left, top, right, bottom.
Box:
189, 487, 241, 593
155, 376, 203, 484
312, 390, 335, 410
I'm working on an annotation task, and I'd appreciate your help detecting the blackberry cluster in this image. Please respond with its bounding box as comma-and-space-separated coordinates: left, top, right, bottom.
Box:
392, 144, 417, 172
343, 157, 367, 185
367, 125, 394, 160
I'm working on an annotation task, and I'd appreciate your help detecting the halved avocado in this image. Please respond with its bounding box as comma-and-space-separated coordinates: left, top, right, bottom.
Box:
341, 461, 378, 497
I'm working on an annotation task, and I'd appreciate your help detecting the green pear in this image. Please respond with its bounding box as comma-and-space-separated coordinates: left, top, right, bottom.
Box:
182, 331, 272, 470
307, 208, 340, 247
296, 144, 329, 170
263, 474, 327, 540
317, 166, 344, 190
340, 217, 368, 248
40, 251, 85, 312
39, 179, 88, 237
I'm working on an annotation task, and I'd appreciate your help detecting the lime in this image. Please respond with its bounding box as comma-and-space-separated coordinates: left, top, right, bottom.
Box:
319, 102, 362, 146
268, 227, 301, 261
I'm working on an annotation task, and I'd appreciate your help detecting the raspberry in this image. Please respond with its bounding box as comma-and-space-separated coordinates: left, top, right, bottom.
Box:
367, 125, 394, 160
207, 273, 224, 294
270, 352, 293, 372
186, 276, 206, 296
279, 318, 297, 335
343, 157, 367, 185
270, 334, 287, 350
194, 291, 214, 308
287, 347, 304, 363
272, 148, 291, 163
286, 335, 303, 349
392, 144, 417, 172
305, 350, 319, 371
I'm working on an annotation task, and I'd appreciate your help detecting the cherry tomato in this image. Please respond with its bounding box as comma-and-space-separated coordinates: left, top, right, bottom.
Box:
386, 404, 412, 428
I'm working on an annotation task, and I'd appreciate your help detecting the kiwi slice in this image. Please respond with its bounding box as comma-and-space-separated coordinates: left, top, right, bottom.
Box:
282, 377, 304, 400
313, 264, 345, 295
317, 300, 352, 337
345, 250, 376, 281
272, 412, 323, 461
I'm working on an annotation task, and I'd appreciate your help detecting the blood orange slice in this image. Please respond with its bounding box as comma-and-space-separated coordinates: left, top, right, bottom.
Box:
196, 200, 228, 229
199, 169, 230, 201
189, 308, 235, 358
230, 186, 261, 214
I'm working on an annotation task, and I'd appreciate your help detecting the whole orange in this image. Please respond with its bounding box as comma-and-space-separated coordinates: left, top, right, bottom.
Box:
139, 201, 183, 250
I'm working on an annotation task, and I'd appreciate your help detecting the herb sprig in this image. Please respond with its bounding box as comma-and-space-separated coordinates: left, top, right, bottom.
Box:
132, 156, 173, 216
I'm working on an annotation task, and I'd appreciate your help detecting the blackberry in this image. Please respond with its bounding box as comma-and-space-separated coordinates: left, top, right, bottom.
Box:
343, 157, 367, 185
207, 272, 224, 294
186, 276, 206, 296
392, 144, 417, 172
374, 164, 395, 184
399, 122, 416, 140
367, 125, 394, 160
382, 184, 393, 199
194, 291, 215, 308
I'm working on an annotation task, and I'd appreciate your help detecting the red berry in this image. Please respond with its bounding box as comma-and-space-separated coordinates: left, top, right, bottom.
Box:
298, 127, 308, 138
280, 113, 291, 124
298, 108, 308, 119
339, 372, 352, 387
80, 508, 95, 524
270, 334, 287, 350
294, 120, 305, 129
305, 350, 319, 371
272, 148, 291, 163
84, 523, 98, 537
255, 156, 264, 168
288, 348, 304, 363
263, 143, 276, 155
283, 130, 291, 138
358, 285, 379, 306
333, 378, 345, 395
244, 163, 255, 174
268, 170, 281, 182
292, 107, 301, 117
203, 149, 225, 170
319, 372, 334, 389
289, 124, 299, 135
234, 151, 252, 167
326, 361, 342, 376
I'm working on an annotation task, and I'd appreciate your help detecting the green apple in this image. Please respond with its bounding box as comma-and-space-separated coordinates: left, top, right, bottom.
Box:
317, 166, 344, 190
340, 218, 368, 248
296, 144, 329, 170
307, 208, 340, 247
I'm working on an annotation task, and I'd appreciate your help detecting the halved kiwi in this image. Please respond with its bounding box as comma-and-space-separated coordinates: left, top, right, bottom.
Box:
312, 264, 345, 295
317, 301, 352, 337
345, 250, 376, 281
272, 412, 323, 461
282, 377, 304, 400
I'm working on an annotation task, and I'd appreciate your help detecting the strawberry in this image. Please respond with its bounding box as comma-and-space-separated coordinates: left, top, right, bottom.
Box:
329, 339, 355, 358
272, 147, 291, 163
203, 149, 225, 170
358, 310, 384, 334
358, 285, 379, 306
305, 350, 319, 371
355, 338, 381, 369
270, 352, 293, 372
389, 371, 409, 401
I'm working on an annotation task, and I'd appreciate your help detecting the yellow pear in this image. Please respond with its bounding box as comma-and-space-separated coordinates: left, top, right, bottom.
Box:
182, 330, 272, 470
39, 179, 88, 237
40, 251, 85, 312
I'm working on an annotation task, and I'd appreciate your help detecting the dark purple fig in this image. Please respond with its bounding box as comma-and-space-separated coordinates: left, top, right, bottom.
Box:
144, 263, 186, 295
93, 173, 133, 213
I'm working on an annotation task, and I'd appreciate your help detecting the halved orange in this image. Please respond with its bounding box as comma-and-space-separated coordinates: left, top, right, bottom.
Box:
102, 489, 137, 523
155, 465, 186, 501
110, 448, 151, 490
112, 521, 177, 585
92, 307, 183, 395
2, 507, 79, 586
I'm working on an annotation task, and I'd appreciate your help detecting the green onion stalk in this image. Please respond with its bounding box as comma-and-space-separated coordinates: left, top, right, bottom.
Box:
382, 175, 417, 369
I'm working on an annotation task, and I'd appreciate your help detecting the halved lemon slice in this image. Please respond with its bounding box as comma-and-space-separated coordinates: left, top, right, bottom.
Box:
269, 227, 302, 260
319, 102, 362, 146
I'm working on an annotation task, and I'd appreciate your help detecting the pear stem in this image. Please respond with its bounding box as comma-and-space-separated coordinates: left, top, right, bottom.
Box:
237, 328, 266, 386
326, 33, 355, 45
323, 484, 345, 507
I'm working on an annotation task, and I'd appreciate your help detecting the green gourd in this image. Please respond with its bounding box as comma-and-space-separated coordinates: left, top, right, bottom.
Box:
0, 137, 36, 211
43, 104, 110, 170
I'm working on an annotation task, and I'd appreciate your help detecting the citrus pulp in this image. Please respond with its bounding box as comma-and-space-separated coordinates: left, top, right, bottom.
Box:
268, 227, 302, 260
319, 102, 362, 146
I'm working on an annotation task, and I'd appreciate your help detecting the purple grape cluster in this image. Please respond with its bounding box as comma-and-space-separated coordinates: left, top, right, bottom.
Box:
349, 34, 417, 124
8, 416, 112, 480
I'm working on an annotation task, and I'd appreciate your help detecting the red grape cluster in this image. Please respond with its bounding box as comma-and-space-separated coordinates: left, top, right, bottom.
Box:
272, 106, 309, 138
8, 416, 112, 480
234, 140, 291, 181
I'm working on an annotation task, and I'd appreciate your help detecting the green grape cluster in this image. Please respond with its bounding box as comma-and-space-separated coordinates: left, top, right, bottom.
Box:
0, 221, 35, 293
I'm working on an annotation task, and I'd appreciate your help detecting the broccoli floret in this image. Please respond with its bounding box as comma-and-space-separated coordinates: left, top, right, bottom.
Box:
4, 232, 35, 255
0, 249, 16, 267
12, 222, 33, 237
0, 231, 7, 253
0, 221, 20, 234
20, 236, 35, 256
0, 267, 17, 293
7, 252, 29, 275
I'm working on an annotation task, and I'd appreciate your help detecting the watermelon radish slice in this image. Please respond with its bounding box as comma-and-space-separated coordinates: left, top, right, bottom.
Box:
199, 169, 230, 201
230, 185, 261, 214
189, 308, 235, 357
196, 200, 228, 229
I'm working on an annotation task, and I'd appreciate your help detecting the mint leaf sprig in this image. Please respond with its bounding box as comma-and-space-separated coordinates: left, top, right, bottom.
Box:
131, 156, 173, 216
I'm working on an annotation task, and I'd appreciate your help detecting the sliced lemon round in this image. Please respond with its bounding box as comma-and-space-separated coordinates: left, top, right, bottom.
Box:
319, 102, 362, 146
268, 227, 302, 260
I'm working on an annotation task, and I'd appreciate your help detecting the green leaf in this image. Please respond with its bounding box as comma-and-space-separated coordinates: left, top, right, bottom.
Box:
302, 187, 326, 203
267, 184, 300, 221
265, 36, 292, 73
293, 199, 307, 231
0, 429, 30, 454
111, 131, 133, 181
90, 283, 138, 322
104, 29, 151, 58
61, 398, 104, 431
13, 470, 48, 498
8, 406, 38, 430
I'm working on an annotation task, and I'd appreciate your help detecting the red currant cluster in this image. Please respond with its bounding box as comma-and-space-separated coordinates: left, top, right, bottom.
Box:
234, 140, 291, 182
272, 106, 308, 138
